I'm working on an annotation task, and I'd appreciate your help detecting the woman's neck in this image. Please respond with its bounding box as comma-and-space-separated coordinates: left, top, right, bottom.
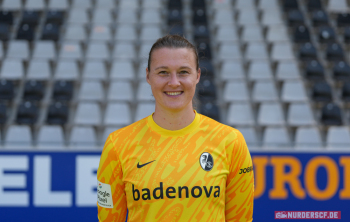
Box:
152, 105, 196, 131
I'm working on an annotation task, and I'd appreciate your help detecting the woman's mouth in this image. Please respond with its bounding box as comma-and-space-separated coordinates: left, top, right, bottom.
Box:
165, 91, 183, 96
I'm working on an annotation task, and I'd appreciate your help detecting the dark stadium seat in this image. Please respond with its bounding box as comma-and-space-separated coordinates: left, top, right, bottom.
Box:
312, 10, 329, 26
282, 0, 299, 11
45, 10, 64, 25
0, 103, 6, 125
333, 61, 350, 81
341, 82, 350, 102
17, 23, 35, 41
0, 23, 10, 40
197, 77, 217, 102
41, 23, 60, 41
307, 0, 323, 11
311, 81, 332, 102
299, 42, 317, 60
326, 43, 344, 61
288, 10, 304, 26
0, 10, 14, 25
193, 8, 207, 25
23, 80, 45, 101
168, 24, 184, 36
16, 101, 38, 125
47, 101, 69, 125
320, 103, 342, 125
168, 0, 182, 9
294, 25, 310, 43
337, 13, 350, 27
199, 59, 214, 78
53, 80, 74, 101
167, 9, 183, 25
344, 27, 350, 43
199, 102, 220, 122
305, 60, 325, 80
192, 0, 206, 10
194, 25, 210, 41
197, 40, 212, 60
0, 80, 15, 101
22, 11, 40, 27
318, 26, 335, 43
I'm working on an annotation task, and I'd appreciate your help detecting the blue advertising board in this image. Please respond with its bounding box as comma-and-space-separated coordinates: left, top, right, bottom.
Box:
0, 150, 349, 222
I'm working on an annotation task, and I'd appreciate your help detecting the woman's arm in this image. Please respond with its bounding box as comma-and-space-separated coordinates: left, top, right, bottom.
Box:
97, 135, 128, 222
225, 131, 254, 222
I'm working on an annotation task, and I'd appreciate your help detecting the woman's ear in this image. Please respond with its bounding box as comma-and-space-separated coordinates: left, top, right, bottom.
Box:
146, 67, 151, 85
196, 68, 201, 84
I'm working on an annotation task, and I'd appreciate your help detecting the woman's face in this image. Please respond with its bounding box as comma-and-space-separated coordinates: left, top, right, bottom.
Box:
146, 47, 200, 113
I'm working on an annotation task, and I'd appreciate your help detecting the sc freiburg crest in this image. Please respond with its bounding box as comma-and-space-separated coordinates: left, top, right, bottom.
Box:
199, 152, 214, 171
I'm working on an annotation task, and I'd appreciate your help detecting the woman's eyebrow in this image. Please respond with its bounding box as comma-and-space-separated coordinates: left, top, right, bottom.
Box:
155, 66, 168, 70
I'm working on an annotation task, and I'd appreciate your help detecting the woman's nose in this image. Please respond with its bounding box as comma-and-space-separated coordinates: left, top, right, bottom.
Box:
168, 73, 180, 87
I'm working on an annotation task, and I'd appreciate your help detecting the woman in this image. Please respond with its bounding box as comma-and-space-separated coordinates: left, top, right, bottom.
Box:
97, 35, 254, 221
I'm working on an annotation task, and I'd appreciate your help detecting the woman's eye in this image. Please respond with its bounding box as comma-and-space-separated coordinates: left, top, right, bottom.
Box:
159, 71, 168, 74
180, 70, 189, 74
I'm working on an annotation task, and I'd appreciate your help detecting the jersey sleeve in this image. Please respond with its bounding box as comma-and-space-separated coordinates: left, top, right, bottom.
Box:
97, 135, 127, 222
225, 130, 254, 222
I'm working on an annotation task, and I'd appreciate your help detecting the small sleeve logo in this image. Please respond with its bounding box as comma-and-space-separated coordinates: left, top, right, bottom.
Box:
97, 181, 114, 208
199, 152, 214, 171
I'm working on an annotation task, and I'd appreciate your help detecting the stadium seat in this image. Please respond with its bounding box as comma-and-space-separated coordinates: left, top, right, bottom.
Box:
0, 23, 10, 40
67, 9, 88, 24
0, 80, 15, 101
307, 0, 323, 11
193, 8, 207, 25
199, 59, 214, 78
258, 103, 285, 126
22, 10, 40, 27
140, 26, 162, 42
74, 102, 101, 125
287, 103, 315, 126
299, 42, 317, 60
242, 25, 263, 42
276, 61, 301, 80
2, 0, 21, 10
16, 23, 35, 41
326, 43, 344, 61
116, 9, 138, 24
96, 0, 115, 8
212, 9, 235, 26
295, 127, 323, 147
238, 10, 259, 25
252, 81, 278, 102
37, 125, 65, 148
46, 10, 65, 25
227, 103, 254, 126
236, 127, 259, 147
16, 101, 38, 125
318, 26, 335, 43
0, 59, 24, 80
168, 25, 184, 39
92, 9, 113, 24
217, 43, 241, 60
197, 77, 217, 102
46, 101, 69, 125
142, 0, 162, 8
137, 81, 154, 102
5, 125, 32, 148
311, 81, 332, 102
70, 126, 97, 148
341, 82, 350, 102
59, 42, 83, 60
236, 0, 255, 9
320, 103, 342, 125
343, 27, 350, 43
326, 126, 350, 147
337, 13, 350, 27
216, 26, 238, 43
23, 80, 45, 101
223, 81, 249, 102
90, 25, 112, 42
48, 0, 68, 9
312, 10, 329, 26
25, 0, 44, 10
197, 40, 212, 59
32, 41, 56, 60
167, 9, 183, 26
55, 61, 79, 80
271, 43, 294, 61
104, 103, 132, 126
115, 26, 137, 41
82, 61, 107, 80
288, 10, 304, 26
110, 61, 135, 80
135, 103, 155, 121
261, 10, 283, 26
263, 127, 290, 147
192, 0, 206, 9
7, 41, 30, 60
113, 43, 136, 59
0, 103, 7, 125
86, 42, 109, 60
293, 25, 310, 43
328, 0, 348, 12
64, 25, 86, 41
53, 80, 74, 101
0, 10, 14, 25
305, 60, 325, 80
168, 0, 182, 9
72, 0, 92, 9
141, 9, 162, 25
245, 43, 268, 60
220, 61, 245, 81
193, 25, 210, 41
281, 81, 308, 102
266, 25, 289, 42
27, 60, 50, 80
119, 0, 138, 8
199, 102, 220, 122
282, 0, 299, 11
78, 81, 104, 101
259, 0, 279, 10
107, 81, 133, 101
333, 61, 350, 81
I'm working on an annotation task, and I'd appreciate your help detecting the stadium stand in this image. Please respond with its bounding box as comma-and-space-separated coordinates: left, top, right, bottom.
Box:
0, 0, 350, 149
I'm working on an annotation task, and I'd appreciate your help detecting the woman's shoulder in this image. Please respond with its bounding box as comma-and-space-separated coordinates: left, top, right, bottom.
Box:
108, 116, 149, 141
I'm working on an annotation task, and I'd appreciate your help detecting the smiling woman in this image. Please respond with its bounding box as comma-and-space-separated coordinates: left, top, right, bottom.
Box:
97, 35, 254, 222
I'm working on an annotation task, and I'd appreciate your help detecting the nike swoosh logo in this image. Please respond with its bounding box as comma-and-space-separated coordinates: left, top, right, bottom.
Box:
137, 160, 156, 168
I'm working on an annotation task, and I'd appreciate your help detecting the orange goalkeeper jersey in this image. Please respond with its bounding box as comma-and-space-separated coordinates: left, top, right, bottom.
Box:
97, 111, 254, 222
